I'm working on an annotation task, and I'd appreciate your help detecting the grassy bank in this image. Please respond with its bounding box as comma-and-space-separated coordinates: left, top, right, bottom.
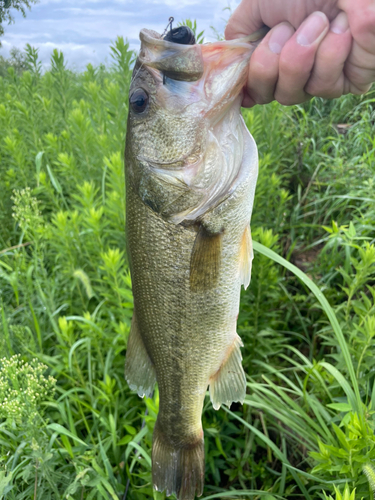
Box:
0, 38, 375, 500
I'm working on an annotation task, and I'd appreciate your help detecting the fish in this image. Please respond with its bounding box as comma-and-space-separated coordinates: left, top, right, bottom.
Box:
124, 25, 266, 500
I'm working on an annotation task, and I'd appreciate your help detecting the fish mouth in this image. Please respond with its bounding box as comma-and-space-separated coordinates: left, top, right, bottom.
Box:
138, 29, 204, 82
137, 27, 267, 123
137, 27, 267, 86
137, 148, 202, 171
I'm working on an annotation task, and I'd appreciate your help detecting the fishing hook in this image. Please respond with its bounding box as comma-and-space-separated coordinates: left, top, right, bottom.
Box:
162, 16, 174, 38
162, 16, 174, 85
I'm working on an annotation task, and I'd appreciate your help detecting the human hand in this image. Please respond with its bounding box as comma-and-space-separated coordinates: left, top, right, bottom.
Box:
225, 0, 375, 106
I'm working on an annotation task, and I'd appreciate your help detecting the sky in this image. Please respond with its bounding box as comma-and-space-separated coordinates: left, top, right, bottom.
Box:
0, 0, 240, 69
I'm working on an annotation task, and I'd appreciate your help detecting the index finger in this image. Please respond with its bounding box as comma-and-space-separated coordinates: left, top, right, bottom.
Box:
225, 2, 264, 39
225, 0, 340, 40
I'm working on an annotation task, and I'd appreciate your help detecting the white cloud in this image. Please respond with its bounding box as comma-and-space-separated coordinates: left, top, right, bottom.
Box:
0, 0, 241, 69
142, 0, 202, 6
37, 0, 104, 4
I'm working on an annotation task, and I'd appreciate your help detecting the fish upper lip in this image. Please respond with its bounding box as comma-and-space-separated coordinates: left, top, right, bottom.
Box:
139, 26, 269, 49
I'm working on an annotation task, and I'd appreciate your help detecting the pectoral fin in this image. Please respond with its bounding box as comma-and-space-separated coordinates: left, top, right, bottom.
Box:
209, 335, 246, 410
239, 225, 253, 290
125, 312, 156, 398
190, 225, 223, 292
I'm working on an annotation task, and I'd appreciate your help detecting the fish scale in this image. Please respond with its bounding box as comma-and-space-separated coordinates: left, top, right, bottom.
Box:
125, 26, 266, 500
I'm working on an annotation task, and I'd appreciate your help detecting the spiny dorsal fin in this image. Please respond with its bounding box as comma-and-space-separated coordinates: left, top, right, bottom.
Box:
239, 225, 253, 290
190, 224, 223, 292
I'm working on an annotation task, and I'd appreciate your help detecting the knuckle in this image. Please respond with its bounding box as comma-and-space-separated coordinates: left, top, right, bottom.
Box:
353, 8, 375, 38
279, 54, 308, 81
276, 98, 293, 106
349, 82, 372, 95
305, 81, 342, 99
247, 83, 274, 105
250, 48, 278, 80
274, 92, 299, 106
344, 65, 375, 92
253, 94, 273, 105
250, 61, 276, 83
305, 74, 343, 98
275, 85, 311, 106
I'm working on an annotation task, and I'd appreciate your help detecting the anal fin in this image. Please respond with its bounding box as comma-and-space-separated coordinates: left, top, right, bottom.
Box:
209, 334, 246, 410
240, 225, 253, 290
190, 224, 223, 292
125, 312, 156, 398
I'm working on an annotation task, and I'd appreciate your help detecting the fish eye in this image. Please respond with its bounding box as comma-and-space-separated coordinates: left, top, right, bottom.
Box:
129, 88, 149, 114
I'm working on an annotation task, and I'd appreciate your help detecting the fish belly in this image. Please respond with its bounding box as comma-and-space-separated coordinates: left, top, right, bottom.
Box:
127, 185, 243, 418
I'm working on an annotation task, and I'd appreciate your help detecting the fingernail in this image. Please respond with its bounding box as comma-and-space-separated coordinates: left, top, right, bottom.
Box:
297, 11, 328, 46
268, 23, 294, 54
330, 11, 349, 34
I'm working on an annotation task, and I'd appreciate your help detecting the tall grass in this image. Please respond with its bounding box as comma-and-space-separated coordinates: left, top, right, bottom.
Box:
0, 36, 375, 500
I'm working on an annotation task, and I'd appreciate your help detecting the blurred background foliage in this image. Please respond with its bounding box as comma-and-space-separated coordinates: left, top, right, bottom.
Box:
0, 0, 37, 43
0, 25, 375, 500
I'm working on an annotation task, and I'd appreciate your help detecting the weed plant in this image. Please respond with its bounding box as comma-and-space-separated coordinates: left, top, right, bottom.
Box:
0, 34, 375, 500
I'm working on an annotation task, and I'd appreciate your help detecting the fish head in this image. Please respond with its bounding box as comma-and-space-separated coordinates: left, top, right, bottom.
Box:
126, 29, 205, 172
126, 28, 264, 221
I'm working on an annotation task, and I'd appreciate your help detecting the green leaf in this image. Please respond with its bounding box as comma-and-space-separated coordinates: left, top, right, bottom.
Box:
326, 403, 352, 412
252, 241, 362, 417
126, 441, 152, 467
46, 163, 62, 193
118, 435, 132, 446
47, 423, 88, 447
204, 491, 284, 499
0, 471, 13, 496
332, 423, 350, 451
60, 434, 74, 458
348, 221, 356, 238
223, 407, 313, 500
100, 478, 119, 500
35, 151, 44, 185
124, 425, 136, 435
320, 363, 357, 414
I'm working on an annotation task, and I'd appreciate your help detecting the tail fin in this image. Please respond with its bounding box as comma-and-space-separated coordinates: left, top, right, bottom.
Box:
152, 421, 204, 500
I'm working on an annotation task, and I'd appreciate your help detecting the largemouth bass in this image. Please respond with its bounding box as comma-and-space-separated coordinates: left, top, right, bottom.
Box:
125, 25, 265, 500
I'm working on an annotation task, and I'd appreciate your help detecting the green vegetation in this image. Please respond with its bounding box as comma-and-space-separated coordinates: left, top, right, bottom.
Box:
0, 35, 375, 500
